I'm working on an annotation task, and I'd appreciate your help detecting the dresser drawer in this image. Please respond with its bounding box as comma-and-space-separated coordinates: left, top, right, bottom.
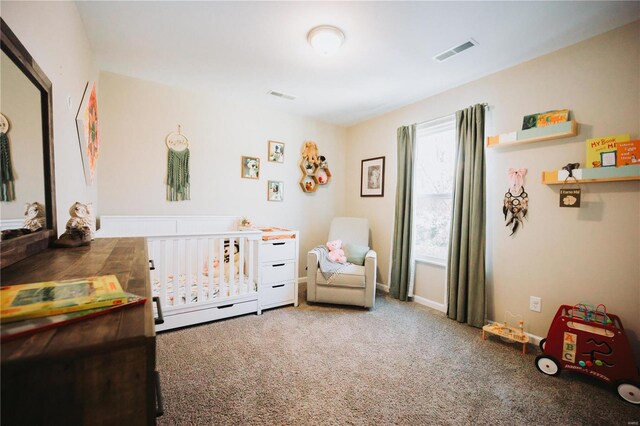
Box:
262, 261, 295, 285
261, 240, 295, 263
261, 282, 295, 309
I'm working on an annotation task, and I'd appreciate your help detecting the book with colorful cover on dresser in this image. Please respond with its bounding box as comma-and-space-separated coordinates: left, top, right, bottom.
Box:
0, 275, 128, 323
0, 293, 146, 342
586, 134, 629, 168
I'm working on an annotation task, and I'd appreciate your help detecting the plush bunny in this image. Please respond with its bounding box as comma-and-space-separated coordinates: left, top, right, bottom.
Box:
326, 239, 347, 264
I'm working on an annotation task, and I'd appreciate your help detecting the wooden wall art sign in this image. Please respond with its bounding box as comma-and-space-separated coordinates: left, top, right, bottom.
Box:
559, 188, 581, 208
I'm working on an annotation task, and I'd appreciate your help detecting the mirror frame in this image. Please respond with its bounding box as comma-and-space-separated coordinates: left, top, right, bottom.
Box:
1, 18, 57, 268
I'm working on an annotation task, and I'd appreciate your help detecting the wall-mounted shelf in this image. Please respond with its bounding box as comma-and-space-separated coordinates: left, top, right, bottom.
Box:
487, 120, 578, 148
542, 165, 640, 184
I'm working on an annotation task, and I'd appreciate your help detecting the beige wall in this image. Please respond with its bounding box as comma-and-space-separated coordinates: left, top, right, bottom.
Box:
0, 51, 44, 219
346, 22, 640, 354
3, 1, 98, 233
98, 72, 347, 276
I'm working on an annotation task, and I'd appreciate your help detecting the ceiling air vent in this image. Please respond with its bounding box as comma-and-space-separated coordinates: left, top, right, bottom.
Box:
433, 39, 478, 62
267, 90, 296, 101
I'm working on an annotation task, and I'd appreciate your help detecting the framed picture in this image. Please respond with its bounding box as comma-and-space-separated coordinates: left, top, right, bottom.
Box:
360, 156, 385, 197
268, 180, 283, 201
268, 140, 285, 163
241, 156, 260, 179
600, 151, 616, 167
76, 81, 99, 185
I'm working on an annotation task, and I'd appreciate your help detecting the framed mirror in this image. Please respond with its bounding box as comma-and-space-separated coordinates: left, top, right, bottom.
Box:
1, 18, 56, 268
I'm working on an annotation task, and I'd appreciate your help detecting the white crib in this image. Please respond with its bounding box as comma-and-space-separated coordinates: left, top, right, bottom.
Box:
147, 230, 262, 332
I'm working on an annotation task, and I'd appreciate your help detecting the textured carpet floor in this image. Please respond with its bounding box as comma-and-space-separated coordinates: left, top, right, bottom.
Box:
157, 286, 638, 425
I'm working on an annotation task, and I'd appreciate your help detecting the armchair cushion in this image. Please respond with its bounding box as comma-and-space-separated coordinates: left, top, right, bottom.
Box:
316, 264, 366, 288
344, 243, 370, 266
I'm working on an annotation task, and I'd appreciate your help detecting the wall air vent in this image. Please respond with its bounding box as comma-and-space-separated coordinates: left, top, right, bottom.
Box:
267, 90, 296, 100
433, 39, 478, 62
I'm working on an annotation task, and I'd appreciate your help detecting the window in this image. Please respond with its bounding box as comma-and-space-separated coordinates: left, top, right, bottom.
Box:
412, 115, 456, 264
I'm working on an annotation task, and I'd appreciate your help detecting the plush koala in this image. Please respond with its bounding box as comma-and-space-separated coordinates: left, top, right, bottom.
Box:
245, 158, 259, 178
23, 202, 45, 231
326, 239, 347, 264
302, 141, 319, 166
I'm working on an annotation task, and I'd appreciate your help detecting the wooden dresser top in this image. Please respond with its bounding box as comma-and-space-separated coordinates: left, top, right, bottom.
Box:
1, 238, 155, 364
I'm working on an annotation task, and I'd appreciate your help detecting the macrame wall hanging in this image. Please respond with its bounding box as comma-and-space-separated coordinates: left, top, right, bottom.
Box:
166, 125, 190, 201
0, 113, 16, 201
503, 168, 528, 236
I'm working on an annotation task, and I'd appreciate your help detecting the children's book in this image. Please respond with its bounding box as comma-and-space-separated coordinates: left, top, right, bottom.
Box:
0, 293, 146, 342
616, 140, 640, 167
1, 275, 128, 323
522, 109, 569, 130
586, 134, 629, 168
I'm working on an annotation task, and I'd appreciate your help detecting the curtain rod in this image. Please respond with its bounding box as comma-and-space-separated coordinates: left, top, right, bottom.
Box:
412, 103, 489, 127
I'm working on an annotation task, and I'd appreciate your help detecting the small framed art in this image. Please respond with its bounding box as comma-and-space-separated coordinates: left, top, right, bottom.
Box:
360, 156, 385, 197
268, 140, 285, 163
268, 180, 283, 201
241, 156, 260, 179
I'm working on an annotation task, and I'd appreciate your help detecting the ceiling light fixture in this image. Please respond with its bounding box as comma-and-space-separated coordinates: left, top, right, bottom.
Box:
307, 25, 345, 56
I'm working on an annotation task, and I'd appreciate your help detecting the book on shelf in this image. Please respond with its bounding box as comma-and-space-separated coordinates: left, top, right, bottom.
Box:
0, 293, 146, 342
1, 275, 129, 323
616, 140, 640, 167
586, 134, 629, 168
522, 109, 569, 130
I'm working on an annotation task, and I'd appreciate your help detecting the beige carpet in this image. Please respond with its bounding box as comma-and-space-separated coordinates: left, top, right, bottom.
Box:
156, 286, 638, 425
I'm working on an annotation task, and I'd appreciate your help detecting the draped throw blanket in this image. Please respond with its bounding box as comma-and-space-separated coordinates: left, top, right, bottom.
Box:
314, 245, 350, 283
167, 148, 190, 201
447, 104, 486, 328
0, 132, 16, 201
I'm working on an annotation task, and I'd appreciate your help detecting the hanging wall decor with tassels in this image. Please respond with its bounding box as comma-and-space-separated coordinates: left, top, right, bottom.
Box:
503, 168, 528, 236
0, 113, 16, 201
166, 125, 190, 201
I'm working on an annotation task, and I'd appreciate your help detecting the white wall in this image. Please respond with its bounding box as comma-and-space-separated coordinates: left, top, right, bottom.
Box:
2, 1, 98, 233
346, 21, 640, 354
98, 72, 347, 276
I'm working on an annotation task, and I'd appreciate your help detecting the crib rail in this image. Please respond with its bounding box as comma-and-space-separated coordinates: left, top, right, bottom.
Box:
147, 231, 261, 313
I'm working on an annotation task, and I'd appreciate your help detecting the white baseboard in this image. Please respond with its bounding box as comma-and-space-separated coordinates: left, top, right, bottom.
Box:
376, 283, 389, 293
412, 295, 447, 313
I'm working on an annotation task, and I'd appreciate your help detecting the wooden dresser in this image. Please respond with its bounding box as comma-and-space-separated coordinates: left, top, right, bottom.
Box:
1, 238, 158, 426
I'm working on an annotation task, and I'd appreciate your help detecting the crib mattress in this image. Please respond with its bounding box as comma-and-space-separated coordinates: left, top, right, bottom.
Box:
153, 274, 256, 306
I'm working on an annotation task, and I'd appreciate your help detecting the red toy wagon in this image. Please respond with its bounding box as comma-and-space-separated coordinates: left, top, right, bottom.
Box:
535, 304, 640, 405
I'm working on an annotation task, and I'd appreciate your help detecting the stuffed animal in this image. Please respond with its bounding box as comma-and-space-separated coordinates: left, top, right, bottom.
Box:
23, 202, 45, 231
67, 202, 96, 240
302, 141, 319, 166
326, 239, 347, 264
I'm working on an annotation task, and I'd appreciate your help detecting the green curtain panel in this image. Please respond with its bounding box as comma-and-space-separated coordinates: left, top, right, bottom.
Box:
390, 124, 416, 301
447, 104, 486, 327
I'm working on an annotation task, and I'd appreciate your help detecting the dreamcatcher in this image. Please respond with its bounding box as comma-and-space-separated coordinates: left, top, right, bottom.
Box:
503, 168, 528, 236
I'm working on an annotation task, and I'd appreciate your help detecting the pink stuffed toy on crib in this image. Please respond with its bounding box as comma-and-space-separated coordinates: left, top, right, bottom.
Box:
326, 240, 347, 263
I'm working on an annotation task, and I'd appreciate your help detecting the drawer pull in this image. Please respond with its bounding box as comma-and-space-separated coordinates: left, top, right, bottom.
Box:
153, 296, 164, 325
272, 242, 286, 246
272, 284, 285, 288
155, 371, 164, 417
149, 259, 155, 270
218, 304, 235, 309
272, 263, 285, 267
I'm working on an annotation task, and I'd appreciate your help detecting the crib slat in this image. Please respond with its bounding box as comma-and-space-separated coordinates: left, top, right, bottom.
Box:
160, 239, 168, 308
219, 238, 226, 297
186, 238, 193, 305
238, 237, 245, 294
208, 237, 214, 301
197, 238, 204, 304
172, 239, 178, 306
248, 239, 255, 294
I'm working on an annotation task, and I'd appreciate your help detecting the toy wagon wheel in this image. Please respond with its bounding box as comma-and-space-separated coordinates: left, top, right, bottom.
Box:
535, 355, 561, 376
539, 338, 547, 352
616, 382, 640, 405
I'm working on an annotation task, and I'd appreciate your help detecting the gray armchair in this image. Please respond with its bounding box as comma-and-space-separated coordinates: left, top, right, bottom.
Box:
307, 217, 376, 308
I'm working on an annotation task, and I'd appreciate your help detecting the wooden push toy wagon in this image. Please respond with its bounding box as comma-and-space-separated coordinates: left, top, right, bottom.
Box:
535, 304, 640, 404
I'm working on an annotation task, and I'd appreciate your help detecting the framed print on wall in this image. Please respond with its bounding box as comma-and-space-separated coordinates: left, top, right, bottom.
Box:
76, 81, 99, 185
268, 180, 283, 201
268, 140, 285, 163
241, 156, 260, 179
360, 156, 385, 197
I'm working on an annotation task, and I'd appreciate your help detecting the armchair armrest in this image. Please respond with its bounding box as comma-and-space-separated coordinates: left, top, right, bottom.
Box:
364, 249, 377, 308
306, 248, 321, 302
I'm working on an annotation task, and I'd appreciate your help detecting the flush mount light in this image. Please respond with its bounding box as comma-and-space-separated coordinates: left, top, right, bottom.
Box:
307, 25, 345, 56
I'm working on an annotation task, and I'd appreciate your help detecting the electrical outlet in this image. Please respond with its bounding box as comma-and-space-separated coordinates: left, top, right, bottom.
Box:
530, 296, 541, 312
